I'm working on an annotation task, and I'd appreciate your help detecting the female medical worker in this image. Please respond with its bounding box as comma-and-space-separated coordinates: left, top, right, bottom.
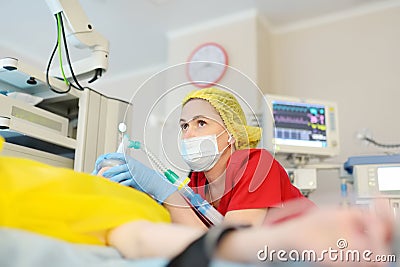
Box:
95, 87, 315, 228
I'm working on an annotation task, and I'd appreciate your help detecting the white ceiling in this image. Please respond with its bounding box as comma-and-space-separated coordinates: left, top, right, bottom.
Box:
0, 0, 393, 80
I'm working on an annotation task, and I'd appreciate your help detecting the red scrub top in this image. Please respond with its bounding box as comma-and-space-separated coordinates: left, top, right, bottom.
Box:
188, 149, 315, 223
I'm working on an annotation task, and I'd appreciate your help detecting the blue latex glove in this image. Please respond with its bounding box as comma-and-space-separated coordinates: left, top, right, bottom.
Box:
92, 153, 108, 175
97, 153, 177, 204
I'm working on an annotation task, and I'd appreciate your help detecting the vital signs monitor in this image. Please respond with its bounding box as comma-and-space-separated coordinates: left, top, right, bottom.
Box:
263, 94, 340, 157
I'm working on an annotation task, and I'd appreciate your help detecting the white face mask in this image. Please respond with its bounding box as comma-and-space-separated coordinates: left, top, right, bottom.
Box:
180, 132, 230, 172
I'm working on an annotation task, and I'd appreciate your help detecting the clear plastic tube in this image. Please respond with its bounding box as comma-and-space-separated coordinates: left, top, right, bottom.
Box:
128, 140, 223, 226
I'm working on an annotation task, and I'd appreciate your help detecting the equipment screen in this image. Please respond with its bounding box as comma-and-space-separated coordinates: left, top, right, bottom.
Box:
377, 166, 400, 191
272, 101, 327, 148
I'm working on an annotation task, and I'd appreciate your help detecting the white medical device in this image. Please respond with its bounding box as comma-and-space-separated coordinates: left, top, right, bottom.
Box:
286, 168, 318, 197
0, 59, 130, 172
353, 164, 400, 198
0, 93, 75, 168
344, 154, 400, 218
263, 94, 340, 158
44, 0, 109, 82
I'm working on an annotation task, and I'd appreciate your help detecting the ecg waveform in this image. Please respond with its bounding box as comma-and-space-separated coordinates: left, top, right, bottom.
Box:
273, 104, 309, 113
274, 115, 309, 125
272, 102, 327, 142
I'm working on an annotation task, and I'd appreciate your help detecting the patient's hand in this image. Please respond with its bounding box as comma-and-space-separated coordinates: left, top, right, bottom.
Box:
97, 167, 112, 177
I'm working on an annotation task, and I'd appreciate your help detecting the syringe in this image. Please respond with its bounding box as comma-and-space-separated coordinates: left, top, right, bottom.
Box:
128, 140, 224, 226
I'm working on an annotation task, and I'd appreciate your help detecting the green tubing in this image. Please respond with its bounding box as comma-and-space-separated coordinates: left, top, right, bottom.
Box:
164, 169, 179, 184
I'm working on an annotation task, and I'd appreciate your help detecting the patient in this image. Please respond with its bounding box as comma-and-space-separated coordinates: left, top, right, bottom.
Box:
108, 207, 394, 267
0, 137, 395, 266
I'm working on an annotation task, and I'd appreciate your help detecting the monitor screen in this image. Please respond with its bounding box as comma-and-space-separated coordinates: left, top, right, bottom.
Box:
377, 166, 400, 191
263, 94, 340, 157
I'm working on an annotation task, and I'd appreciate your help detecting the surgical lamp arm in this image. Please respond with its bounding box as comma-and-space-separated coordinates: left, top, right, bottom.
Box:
45, 0, 109, 83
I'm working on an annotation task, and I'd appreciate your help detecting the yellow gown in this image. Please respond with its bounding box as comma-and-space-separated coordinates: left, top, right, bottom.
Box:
0, 137, 170, 245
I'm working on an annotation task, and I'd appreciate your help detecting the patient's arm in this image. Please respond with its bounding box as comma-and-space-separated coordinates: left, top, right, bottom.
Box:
216, 208, 393, 265
224, 208, 267, 226
108, 208, 393, 266
163, 192, 208, 230
107, 220, 205, 259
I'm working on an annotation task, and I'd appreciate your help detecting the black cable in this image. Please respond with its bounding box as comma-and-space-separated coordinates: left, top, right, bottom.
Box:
45, 13, 71, 94
59, 12, 85, 91
88, 68, 102, 83
363, 137, 400, 149
79, 86, 131, 104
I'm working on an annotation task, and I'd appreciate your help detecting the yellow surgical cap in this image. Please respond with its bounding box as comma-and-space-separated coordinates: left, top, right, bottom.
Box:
182, 87, 262, 150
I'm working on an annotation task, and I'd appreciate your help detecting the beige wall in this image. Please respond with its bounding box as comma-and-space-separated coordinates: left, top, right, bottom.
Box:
268, 6, 400, 205
270, 6, 400, 163
257, 16, 273, 93
167, 9, 258, 82
166, 9, 265, 111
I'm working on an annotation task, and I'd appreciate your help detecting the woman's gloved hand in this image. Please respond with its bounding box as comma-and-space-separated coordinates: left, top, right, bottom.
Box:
93, 153, 177, 204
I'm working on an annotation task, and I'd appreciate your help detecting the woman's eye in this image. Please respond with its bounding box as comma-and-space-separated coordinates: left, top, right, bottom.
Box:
180, 123, 189, 131
198, 120, 206, 127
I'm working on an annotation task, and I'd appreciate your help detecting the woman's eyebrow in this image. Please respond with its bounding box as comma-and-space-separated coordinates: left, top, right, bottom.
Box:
179, 115, 207, 123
